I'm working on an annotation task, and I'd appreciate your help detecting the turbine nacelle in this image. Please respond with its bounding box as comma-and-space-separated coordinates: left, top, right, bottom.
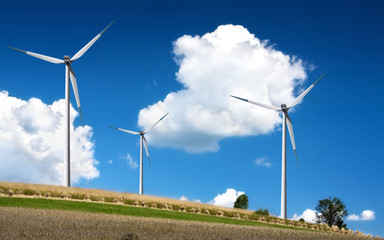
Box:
64, 55, 71, 64
281, 104, 288, 111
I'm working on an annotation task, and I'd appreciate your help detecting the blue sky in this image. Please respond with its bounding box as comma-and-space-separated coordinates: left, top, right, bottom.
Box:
1, 0, 383, 237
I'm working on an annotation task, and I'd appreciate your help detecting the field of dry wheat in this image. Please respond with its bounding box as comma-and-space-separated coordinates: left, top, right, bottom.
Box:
0, 181, 253, 215
1, 181, 381, 239
0, 207, 372, 240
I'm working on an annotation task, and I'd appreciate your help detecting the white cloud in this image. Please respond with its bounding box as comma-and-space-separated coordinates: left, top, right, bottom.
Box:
254, 157, 272, 167
0, 91, 99, 185
347, 210, 375, 221
138, 24, 307, 153
208, 188, 245, 208
180, 195, 188, 201
180, 195, 202, 203
108, 160, 113, 164
121, 153, 138, 169
292, 209, 317, 223
347, 214, 360, 221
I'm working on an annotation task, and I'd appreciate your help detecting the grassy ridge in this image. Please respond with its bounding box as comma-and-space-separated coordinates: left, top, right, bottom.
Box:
0, 197, 299, 230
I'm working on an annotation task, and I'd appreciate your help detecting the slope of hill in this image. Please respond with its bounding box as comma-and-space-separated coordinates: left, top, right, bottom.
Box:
0, 182, 381, 239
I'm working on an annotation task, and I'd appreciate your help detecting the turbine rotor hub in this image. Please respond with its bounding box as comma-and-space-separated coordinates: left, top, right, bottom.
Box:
64, 55, 71, 64
281, 104, 288, 111
139, 131, 144, 135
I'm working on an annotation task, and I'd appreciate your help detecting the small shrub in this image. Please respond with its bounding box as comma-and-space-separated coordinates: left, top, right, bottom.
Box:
16, 189, 23, 195
0, 188, 4, 194
84, 194, 91, 201
299, 218, 305, 222
140, 201, 147, 207
151, 203, 157, 208
168, 205, 173, 210
7, 189, 14, 196
311, 225, 318, 230
35, 191, 41, 197
254, 208, 269, 216
44, 192, 51, 198
161, 203, 168, 209
242, 215, 249, 220
288, 220, 294, 226
258, 216, 266, 222
203, 209, 210, 215
269, 218, 275, 223
216, 211, 224, 217
98, 197, 105, 202
179, 206, 186, 212
23, 189, 35, 196
133, 200, 140, 206
233, 213, 240, 219
60, 193, 71, 199
189, 207, 196, 213
113, 197, 123, 204
195, 208, 201, 214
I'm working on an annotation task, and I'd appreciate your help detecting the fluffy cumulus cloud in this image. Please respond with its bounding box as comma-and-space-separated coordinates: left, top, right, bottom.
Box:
138, 24, 307, 152
179, 195, 202, 203
0, 91, 99, 185
208, 188, 245, 208
347, 210, 375, 221
120, 153, 138, 169
292, 209, 317, 223
254, 157, 272, 167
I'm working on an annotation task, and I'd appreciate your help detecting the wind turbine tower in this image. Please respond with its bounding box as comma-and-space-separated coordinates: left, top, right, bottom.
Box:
9, 21, 115, 187
110, 112, 169, 195
231, 73, 325, 219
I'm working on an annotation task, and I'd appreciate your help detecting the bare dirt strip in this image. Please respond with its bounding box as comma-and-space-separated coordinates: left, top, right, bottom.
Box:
0, 207, 367, 240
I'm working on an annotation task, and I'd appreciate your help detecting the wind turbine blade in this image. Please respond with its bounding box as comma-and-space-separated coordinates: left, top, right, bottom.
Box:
143, 136, 151, 166
71, 20, 115, 61
231, 95, 280, 111
8, 47, 64, 64
108, 126, 140, 135
285, 112, 298, 167
288, 73, 326, 109
68, 65, 83, 125
143, 112, 169, 134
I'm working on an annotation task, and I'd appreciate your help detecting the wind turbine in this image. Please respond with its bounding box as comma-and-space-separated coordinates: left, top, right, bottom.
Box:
231, 73, 325, 219
9, 21, 115, 187
109, 112, 169, 195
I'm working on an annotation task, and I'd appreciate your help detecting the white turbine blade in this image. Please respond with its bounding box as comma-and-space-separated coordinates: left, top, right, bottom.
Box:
143, 136, 151, 166
231, 95, 280, 111
143, 112, 169, 134
71, 20, 115, 61
8, 47, 64, 64
288, 73, 326, 109
68, 65, 83, 125
285, 112, 298, 167
108, 126, 140, 135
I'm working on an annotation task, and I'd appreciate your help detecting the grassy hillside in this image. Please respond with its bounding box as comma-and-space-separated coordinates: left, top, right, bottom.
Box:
0, 181, 380, 239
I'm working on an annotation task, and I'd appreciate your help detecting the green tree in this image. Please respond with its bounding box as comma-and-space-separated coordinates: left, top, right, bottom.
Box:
315, 197, 348, 229
255, 208, 270, 216
234, 194, 248, 209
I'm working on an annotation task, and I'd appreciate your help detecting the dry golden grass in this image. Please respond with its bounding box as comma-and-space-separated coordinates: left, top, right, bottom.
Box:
1, 181, 381, 239
0, 181, 252, 215
1, 207, 378, 240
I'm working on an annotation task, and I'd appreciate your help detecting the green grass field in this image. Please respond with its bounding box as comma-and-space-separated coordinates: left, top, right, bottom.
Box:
0, 196, 300, 231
